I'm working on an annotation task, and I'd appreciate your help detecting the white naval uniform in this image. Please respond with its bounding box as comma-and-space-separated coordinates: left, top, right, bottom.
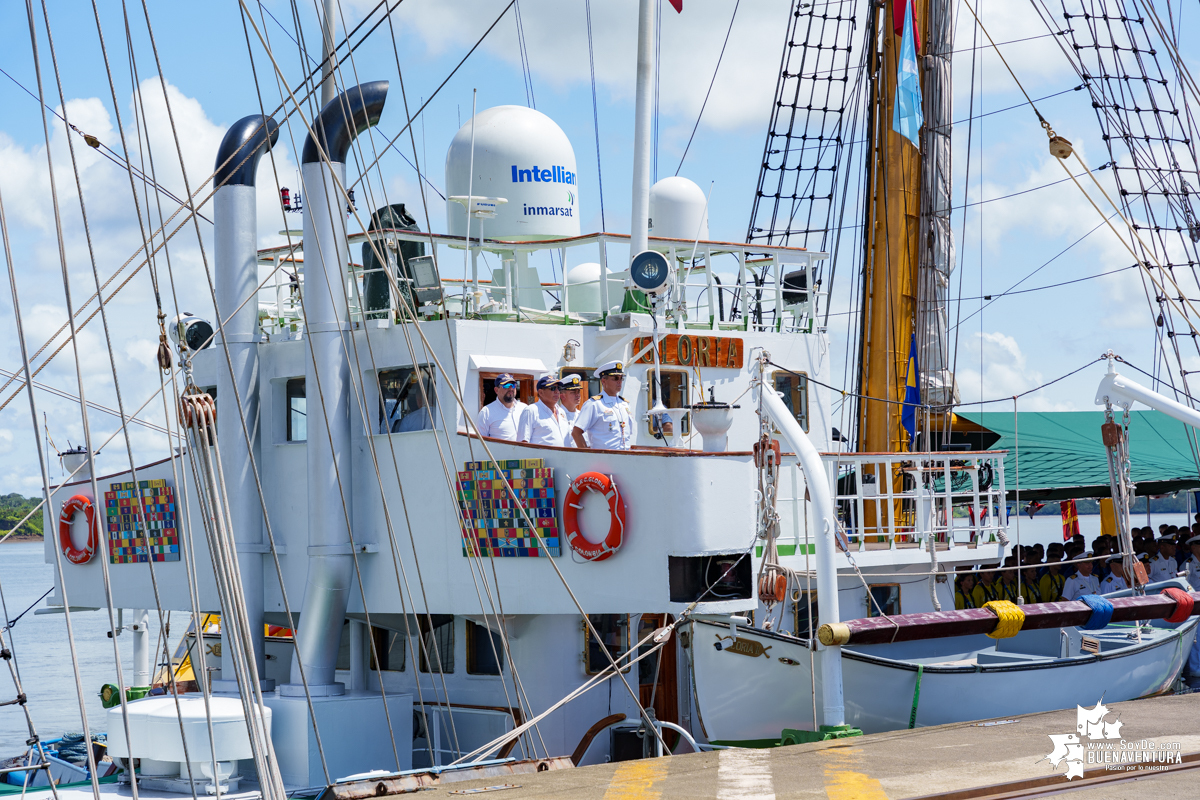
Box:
573, 392, 634, 450
1099, 574, 1128, 593
1185, 555, 1200, 676
517, 400, 571, 447
1149, 554, 1178, 583
561, 406, 580, 447
476, 398, 527, 441
1061, 572, 1101, 601
1186, 555, 1200, 591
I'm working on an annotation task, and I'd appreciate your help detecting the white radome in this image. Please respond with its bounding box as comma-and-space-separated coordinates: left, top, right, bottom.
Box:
445, 105, 580, 241
564, 262, 624, 314
649, 176, 708, 242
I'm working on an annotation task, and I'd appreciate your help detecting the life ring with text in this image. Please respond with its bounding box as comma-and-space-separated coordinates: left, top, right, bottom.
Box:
563, 472, 625, 562
58, 495, 99, 565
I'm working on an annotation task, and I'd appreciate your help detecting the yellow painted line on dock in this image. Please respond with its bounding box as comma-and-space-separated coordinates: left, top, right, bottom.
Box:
602, 757, 669, 800
822, 746, 888, 800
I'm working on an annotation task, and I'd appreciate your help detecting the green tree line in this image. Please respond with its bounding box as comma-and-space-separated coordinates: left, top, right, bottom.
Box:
0, 494, 44, 537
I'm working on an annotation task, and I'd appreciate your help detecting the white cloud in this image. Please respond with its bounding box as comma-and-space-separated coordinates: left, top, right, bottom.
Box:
956, 331, 1077, 411
369, 0, 791, 133
0, 429, 13, 455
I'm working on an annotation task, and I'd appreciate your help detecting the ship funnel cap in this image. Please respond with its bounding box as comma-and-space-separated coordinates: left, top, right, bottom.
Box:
302, 81, 388, 165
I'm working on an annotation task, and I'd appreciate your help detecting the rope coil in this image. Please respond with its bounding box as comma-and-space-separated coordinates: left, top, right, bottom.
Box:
1078, 594, 1114, 631
1161, 587, 1194, 624
983, 600, 1025, 639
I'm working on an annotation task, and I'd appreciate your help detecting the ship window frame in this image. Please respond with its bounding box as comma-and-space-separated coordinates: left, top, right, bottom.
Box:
645, 368, 691, 437
792, 590, 818, 640
771, 370, 809, 432
378, 365, 437, 435
419, 615, 455, 674
286, 377, 306, 442
867, 583, 901, 618
465, 620, 505, 676
583, 614, 630, 676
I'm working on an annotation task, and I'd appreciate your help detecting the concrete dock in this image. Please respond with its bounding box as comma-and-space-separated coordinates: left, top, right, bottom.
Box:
420, 692, 1200, 798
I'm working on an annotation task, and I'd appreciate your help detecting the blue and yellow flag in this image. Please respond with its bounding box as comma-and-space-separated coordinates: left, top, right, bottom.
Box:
892, 0, 923, 147
900, 333, 919, 446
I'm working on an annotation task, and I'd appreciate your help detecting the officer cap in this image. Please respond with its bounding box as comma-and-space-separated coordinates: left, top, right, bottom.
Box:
1187, 535, 1200, 547
596, 360, 626, 378
557, 373, 583, 390
1158, 535, 1177, 544
1106, 554, 1123, 564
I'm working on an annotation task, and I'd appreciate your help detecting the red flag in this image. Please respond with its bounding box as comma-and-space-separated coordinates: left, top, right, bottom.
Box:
892, 0, 922, 53
1060, 499, 1080, 541
668, 0, 683, 12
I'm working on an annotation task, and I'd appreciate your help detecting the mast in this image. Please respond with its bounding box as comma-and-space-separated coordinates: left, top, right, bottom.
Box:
319, 0, 337, 106
916, 0, 958, 446
856, 0, 925, 455
629, 0, 655, 256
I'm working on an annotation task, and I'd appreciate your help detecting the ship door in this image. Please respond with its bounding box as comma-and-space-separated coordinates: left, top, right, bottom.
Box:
479, 372, 536, 408
637, 613, 679, 748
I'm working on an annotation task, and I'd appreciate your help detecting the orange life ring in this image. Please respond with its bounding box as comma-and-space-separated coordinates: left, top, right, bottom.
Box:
563, 472, 625, 562
58, 494, 99, 565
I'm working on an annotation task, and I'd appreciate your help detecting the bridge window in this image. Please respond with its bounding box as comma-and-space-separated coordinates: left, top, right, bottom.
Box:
419, 615, 455, 674
466, 620, 504, 676
867, 584, 901, 617
286, 377, 306, 441
646, 369, 690, 438
583, 614, 629, 675
379, 366, 437, 434
773, 371, 809, 432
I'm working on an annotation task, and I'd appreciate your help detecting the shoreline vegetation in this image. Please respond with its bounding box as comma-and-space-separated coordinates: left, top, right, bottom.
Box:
1, 494, 44, 541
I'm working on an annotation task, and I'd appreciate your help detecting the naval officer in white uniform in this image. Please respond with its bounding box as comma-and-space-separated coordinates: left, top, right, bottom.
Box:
557, 373, 584, 447
571, 361, 634, 450
476, 373, 526, 441
1061, 554, 1101, 600
1099, 555, 1129, 593
1184, 535, 1200, 591
1150, 535, 1180, 583
1183, 535, 1200, 682
518, 376, 571, 447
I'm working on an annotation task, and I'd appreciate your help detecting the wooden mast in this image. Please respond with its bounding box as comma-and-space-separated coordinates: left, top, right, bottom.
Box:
857, 0, 925, 456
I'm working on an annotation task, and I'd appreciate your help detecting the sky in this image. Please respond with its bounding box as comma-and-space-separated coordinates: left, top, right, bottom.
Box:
0, 0, 1198, 494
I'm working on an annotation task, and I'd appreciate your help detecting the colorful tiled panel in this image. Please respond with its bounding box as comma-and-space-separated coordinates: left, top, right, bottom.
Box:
457, 459, 559, 557
104, 479, 180, 564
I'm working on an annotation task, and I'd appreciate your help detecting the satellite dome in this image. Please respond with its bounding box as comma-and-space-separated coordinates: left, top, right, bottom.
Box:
445, 106, 580, 242
649, 176, 708, 242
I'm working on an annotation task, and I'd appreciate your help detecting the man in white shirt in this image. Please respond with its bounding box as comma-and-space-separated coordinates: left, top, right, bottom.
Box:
1099, 555, 1129, 593
476, 374, 526, 441
1150, 536, 1179, 583
557, 373, 584, 434
1061, 554, 1101, 601
518, 376, 571, 447
571, 361, 634, 450
1185, 535, 1200, 591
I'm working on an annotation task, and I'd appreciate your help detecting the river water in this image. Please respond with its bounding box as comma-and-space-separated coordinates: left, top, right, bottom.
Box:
0, 541, 162, 757
0, 510, 1194, 756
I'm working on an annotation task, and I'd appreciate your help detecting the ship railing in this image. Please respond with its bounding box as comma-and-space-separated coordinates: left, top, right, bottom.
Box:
255, 230, 829, 337
819, 450, 1009, 550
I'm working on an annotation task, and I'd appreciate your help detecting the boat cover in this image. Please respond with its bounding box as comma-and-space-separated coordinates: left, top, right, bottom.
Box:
958, 410, 1200, 501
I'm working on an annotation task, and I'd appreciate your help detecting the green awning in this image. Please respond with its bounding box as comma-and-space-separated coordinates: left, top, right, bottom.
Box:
958, 411, 1200, 501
